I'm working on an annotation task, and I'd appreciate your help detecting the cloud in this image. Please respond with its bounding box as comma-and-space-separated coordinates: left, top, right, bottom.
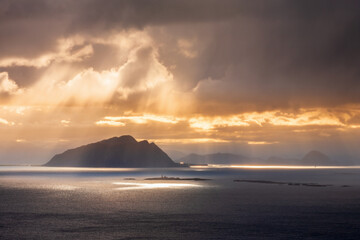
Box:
0, 38, 93, 68
177, 38, 198, 58
188, 109, 348, 131
95, 108, 358, 137
149, 138, 230, 144
0, 117, 14, 125
96, 120, 125, 127
97, 114, 181, 126
2, 0, 360, 162
247, 141, 278, 145
8, 37, 173, 108
189, 116, 249, 131
60, 120, 70, 127
0, 0, 242, 59
2, 1, 360, 112
0, 72, 21, 95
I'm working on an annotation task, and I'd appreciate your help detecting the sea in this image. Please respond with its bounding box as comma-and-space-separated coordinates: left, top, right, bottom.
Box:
1, 166, 360, 240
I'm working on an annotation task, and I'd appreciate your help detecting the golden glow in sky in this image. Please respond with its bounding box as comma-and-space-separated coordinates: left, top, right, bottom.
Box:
1, 2, 360, 164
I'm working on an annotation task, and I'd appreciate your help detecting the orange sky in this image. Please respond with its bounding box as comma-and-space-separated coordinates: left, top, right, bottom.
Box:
1, 1, 360, 164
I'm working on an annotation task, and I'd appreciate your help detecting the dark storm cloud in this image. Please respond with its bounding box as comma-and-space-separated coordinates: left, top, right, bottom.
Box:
0, 0, 244, 57
1, 0, 360, 111
180, 1, 360, 112
2, 0, 359, 57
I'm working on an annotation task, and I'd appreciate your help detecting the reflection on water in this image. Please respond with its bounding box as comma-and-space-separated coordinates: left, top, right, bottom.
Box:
0, 166, 137, 172
49, 184, 79, 191
2, 166, 360, 186
113, 182, 200, 190
193, 165, 360, 169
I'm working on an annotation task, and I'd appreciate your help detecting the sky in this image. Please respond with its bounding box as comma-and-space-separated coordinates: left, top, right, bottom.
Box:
1, 0, 360, 164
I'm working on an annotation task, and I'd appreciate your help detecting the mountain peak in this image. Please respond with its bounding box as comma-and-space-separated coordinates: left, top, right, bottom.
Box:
303, 150, 329, 160
99, 135, 137, 145
45, 135, 178, 168
118, 135, 137, 142
113, 135, 137, 143
302, 150, 335, 165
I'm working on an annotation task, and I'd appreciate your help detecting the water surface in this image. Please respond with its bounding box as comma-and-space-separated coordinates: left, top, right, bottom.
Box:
1, 166, 360, 239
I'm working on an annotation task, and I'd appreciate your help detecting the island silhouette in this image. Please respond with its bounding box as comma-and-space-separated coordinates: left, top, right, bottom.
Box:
45, 135, 179, 168
44, 135, 350, 168
178, 150, 346, 166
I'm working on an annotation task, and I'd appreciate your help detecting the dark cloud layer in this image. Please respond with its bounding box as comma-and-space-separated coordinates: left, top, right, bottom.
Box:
1, 0, 360, 112
0, 0, 242, 57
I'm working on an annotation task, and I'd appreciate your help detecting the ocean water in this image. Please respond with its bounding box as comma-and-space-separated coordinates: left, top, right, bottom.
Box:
1, 166, 360, 239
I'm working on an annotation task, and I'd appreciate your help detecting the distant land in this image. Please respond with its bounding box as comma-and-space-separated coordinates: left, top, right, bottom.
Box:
301, 150, 336, 166
163, 149, 187, 161
267, 150, 353, 166
44, 135, 355, 168
178, 150, 354, 166
45, 135, 179, 168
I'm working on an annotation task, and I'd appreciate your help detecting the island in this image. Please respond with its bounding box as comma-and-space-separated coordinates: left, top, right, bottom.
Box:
145, 175, 211, 181
234, 179, 333, 187
44, 135, 180, 168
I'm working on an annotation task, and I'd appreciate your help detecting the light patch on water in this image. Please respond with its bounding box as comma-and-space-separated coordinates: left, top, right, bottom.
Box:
0, 166, 137, 172
190, 165, 360, 169
49, 184, 79, 191
113, 182, 200, 190
229, 165, 360, 169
